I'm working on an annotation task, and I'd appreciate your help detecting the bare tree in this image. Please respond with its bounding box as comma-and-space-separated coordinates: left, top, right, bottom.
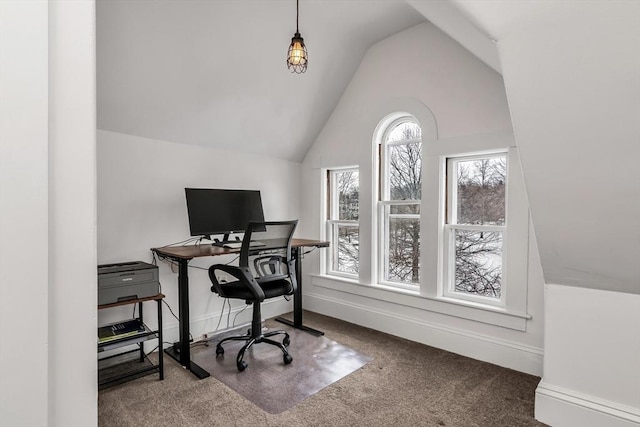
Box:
457, 158, 505, 225
337, 171, 358, 221
454, 230, 502, 297
336, 171, 359, 273
454, 157, 506, 297
386, 124, 421, 283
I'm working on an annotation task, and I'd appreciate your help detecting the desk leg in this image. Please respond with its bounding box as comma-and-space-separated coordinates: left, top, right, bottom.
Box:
157, 298, 164, 380
138, 301, 144, 362
275, 246, 324, 336
163, 258, 210, 379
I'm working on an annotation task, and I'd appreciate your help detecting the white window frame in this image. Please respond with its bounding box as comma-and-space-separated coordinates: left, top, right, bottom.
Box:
377, 116, 422, 290
326, 167, 359, 279
442, 153, 508, 307
314, 102, 531, 331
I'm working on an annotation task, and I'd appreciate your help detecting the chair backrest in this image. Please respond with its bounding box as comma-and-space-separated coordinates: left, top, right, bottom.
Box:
240, 220, 298, 287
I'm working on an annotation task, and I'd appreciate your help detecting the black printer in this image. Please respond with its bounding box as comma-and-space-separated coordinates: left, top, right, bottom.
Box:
98, 261, 159, 305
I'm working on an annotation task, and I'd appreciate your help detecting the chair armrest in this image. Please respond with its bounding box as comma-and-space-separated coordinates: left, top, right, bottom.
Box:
208, 264, 265, 302
208, 264, 242, 284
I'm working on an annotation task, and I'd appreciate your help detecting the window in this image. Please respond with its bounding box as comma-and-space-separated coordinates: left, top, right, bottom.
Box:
378, 117, 422, 287
327, 168, 359, 277
444, 154, 507, 304
315, 105, 529, 328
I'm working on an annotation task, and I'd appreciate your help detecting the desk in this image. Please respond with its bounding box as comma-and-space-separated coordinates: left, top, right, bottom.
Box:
151, 238, 329, 379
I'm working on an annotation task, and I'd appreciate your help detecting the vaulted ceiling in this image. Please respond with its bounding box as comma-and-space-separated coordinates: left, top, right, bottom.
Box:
97, 0, 497, 162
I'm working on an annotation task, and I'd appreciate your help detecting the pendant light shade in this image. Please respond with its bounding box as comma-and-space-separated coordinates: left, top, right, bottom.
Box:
287, 0, 308, 73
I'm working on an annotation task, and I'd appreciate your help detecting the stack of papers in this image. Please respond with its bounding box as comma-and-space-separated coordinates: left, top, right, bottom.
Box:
98, 319, 146, 343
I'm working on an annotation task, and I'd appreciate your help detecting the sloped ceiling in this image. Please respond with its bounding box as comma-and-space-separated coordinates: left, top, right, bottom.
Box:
451, 0, 640, 294
97, 0, 426, 162
97, 0, 497, 162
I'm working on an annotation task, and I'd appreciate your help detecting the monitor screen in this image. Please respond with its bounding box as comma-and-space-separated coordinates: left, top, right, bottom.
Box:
185, 188, 265, 238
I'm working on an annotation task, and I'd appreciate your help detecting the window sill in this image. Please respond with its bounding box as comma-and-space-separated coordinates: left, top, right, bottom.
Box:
310, 274, 531, 331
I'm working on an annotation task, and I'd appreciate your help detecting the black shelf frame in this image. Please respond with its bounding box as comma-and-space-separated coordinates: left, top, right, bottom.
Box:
98, 294, 164, 389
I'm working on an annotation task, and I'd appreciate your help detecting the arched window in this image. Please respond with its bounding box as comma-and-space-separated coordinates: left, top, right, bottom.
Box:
377, 116, 422, 288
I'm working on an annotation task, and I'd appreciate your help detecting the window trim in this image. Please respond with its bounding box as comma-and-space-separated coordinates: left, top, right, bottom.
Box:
326, 167, 360, 279
376, 115, 422, 288
442, 153, 508, 307
429, 144, 529, 318
311, 273, 531, 332
317, 100, 531, 330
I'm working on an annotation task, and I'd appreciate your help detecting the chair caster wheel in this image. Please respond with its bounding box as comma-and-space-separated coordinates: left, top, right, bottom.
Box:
216, 345, 224, 357
237, 361, 248, 372
283, 354, 293, 365
283, 335, 290, 347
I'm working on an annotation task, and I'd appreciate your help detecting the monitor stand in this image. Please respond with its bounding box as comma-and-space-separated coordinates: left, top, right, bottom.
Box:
210, 233, 241, 248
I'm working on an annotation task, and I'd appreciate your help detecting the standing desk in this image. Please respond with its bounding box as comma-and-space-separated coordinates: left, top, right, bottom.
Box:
151, 238, 329, 379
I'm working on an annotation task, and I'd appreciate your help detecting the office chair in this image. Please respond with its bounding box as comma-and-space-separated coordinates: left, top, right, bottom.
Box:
208, 220, 298, 372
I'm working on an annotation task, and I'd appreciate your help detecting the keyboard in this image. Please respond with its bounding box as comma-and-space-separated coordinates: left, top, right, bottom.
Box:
222, 242, 242, 249
222, 241, 266, 249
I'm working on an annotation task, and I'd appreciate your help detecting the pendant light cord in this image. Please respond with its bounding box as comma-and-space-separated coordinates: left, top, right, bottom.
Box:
296, 0, 300, 33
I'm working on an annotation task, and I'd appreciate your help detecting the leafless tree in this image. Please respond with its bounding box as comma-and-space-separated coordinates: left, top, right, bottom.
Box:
454, 230, 502, 297
454, 157, 506, 297
334, 128, 505, 294
337, 171, 358, 221
457, 158, 505, 225
336, 171, 359, 273
386, 124, 421, 283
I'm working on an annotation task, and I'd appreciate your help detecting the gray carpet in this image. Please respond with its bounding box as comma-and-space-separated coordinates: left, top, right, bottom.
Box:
191, 323, 372, 413
98, 311, 547, 426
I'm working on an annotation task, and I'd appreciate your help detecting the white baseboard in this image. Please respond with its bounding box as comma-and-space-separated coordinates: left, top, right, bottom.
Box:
305, 292, 543, 376
535, 381, 640, 427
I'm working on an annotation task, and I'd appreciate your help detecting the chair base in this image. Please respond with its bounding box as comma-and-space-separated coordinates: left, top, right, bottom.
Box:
216, 329, 292, 371
215, 301, 293, 371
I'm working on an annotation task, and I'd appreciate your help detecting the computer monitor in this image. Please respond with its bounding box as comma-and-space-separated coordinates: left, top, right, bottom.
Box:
185, 188, 265, 244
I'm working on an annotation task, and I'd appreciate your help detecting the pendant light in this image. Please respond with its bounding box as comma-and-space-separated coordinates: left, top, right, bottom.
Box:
287, 0, 308, 73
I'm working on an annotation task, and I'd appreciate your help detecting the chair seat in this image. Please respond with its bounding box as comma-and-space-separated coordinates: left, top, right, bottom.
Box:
218, 278, 293, 301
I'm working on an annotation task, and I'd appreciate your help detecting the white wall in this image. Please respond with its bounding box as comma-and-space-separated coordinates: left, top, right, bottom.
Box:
496, 1, 640, 295
479, 2, 640, 424
300, 22, 545, 375
535, 285, 640, 427
0, 1, 97, 426
0, 2, 49, 425
48, 2, 98, 426
97, 130, 302, 340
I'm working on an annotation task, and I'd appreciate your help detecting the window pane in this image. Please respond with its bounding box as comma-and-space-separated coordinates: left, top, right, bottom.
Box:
454, 229, 502, 298
336, 225, 359, 274
386, 121, 421, 143
390, 204, 420, 215
455, 157, 506, 225
337, 171, 359, 221
388, 142, 422, 200
378, 118, 422, 287
386, 214, 420, 284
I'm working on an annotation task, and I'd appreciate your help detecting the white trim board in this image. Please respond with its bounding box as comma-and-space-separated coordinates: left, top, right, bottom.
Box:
311, 275, 530, 330
305, 291, 543, 376
535, 381, 640, 427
